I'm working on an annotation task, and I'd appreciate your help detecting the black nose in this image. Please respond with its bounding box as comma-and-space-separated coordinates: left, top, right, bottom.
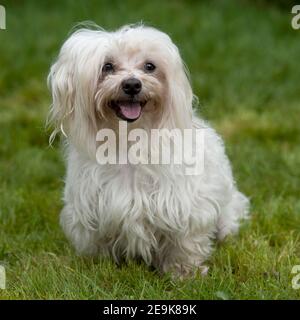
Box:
122, 78, 142, 95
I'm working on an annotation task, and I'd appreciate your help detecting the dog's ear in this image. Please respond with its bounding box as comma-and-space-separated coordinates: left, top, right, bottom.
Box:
171, 59, 194, 128
47, 29, 107, 146
47, 38, 76, 143
161, 44, 194, 130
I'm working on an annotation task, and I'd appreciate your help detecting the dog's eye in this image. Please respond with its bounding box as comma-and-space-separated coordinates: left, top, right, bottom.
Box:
144, 62, 156, 73
102, 63, 114, 73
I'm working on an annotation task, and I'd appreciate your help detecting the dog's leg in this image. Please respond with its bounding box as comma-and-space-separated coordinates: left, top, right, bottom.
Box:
155, 233, 213, 278
217, 191, 249, 241
60, 205, 99, 256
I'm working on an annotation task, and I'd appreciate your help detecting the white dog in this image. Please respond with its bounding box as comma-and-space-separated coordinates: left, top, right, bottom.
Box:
48, 24, 249, 277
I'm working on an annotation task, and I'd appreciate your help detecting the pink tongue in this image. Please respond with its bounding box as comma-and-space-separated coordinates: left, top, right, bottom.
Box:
119, 102, 141, 120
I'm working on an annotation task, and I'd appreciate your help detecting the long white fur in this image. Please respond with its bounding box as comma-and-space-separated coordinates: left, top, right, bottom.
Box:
48, 24, 249, 276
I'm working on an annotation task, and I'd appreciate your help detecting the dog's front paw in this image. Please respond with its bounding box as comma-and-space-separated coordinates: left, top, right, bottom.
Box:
166, 263, 209, 280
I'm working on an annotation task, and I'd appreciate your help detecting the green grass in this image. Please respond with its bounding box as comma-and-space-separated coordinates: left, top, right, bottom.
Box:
0, 0, 300, 299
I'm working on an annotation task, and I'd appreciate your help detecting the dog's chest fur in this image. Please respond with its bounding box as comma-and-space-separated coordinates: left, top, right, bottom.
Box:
63, 145, 225, 262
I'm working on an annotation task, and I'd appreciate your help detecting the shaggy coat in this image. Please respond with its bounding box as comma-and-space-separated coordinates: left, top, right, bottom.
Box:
48, 25, 249, 276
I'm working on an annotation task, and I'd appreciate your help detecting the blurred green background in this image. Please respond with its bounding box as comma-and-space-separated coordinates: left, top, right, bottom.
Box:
0, 0, 299, 299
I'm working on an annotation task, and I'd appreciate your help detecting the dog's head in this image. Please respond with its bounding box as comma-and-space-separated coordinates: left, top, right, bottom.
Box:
48, 24, 194, 155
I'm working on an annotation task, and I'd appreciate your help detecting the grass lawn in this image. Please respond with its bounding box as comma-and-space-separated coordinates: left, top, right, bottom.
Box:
0, 0, 300, 299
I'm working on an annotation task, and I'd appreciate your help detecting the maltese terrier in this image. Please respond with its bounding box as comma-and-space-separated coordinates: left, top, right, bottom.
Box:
48, 24, 249, 277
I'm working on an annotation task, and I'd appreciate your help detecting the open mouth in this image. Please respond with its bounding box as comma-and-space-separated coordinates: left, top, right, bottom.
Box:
110, 100, 147, 122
